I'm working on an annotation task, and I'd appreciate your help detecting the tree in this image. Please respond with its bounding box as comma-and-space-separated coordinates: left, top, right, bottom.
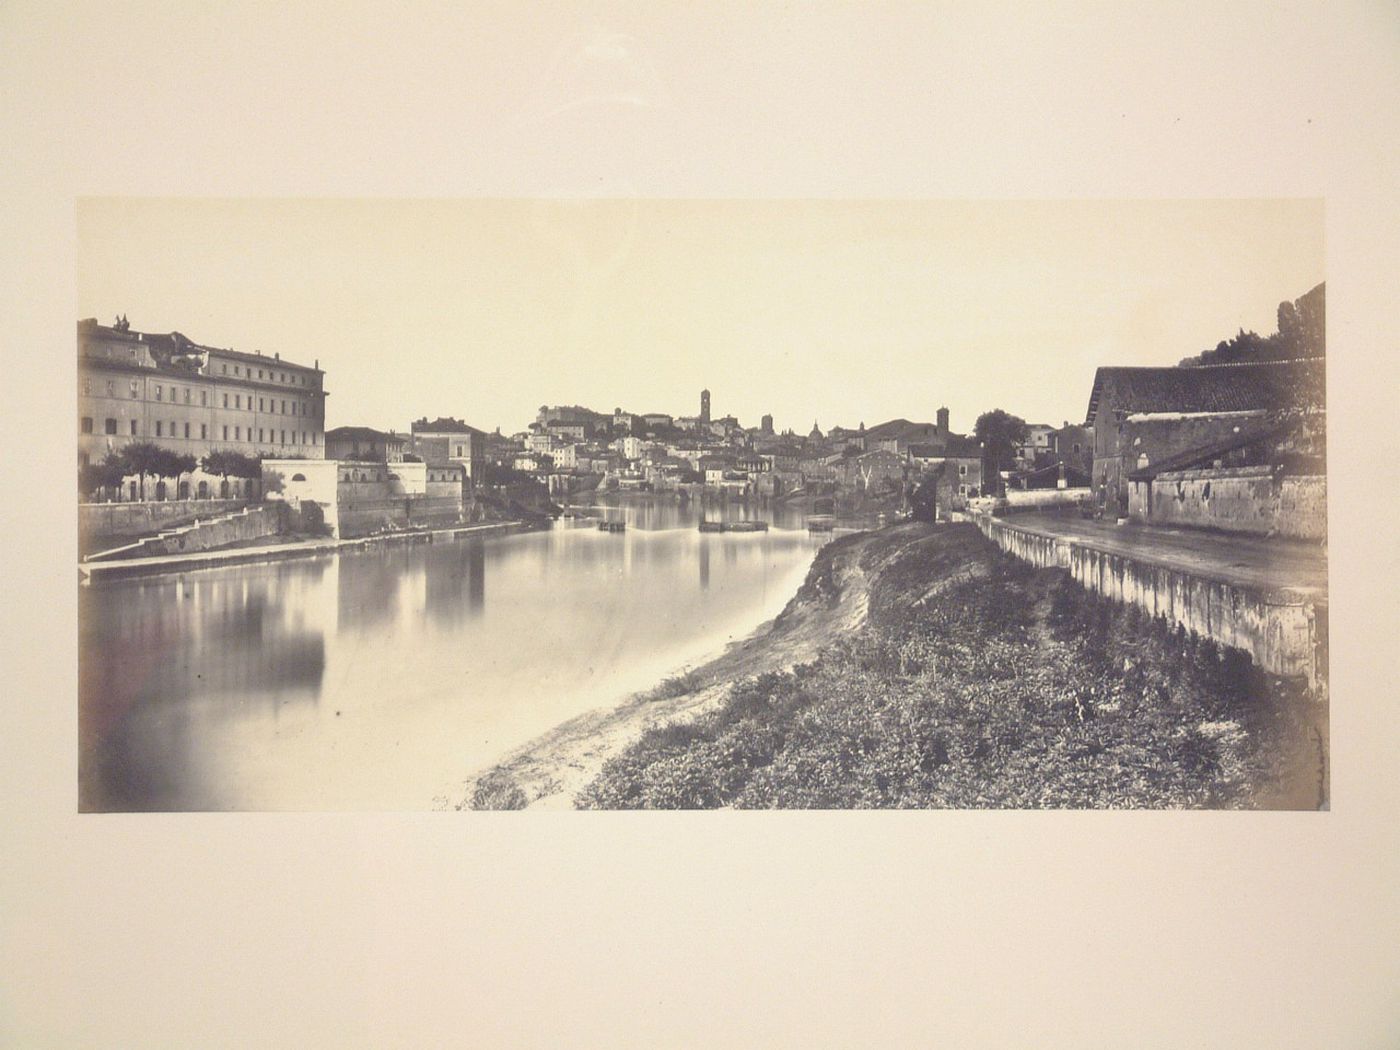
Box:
117, 442, 170, 501
973, 410, 1027, 495
908, 464, 949, 523
201, 449, 260, 480
79, 451, 127, 499
201, 449, 261, 500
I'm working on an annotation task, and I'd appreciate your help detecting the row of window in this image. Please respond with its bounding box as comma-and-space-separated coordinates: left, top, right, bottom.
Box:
216, 361, 311, 386
217, 392, 310, 417
80, 378, 316, 418
80, 417, 320, 446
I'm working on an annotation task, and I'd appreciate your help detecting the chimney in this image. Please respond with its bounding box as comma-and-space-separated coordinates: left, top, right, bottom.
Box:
937, 406, 950, 435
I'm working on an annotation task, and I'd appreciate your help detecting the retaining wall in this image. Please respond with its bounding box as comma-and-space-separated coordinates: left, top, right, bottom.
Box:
336, 495, 465, 538
973, 513, 1324, 685
1003, 488, 1092, 512
80, 498, 249, 547
1131, 468, 1326, 542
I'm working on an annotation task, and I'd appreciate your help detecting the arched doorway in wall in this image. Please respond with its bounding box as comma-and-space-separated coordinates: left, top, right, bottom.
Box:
220, 479, 230, 498
178, 480, 190, 499
198, 480, 209, 499
155, 480, 167, 500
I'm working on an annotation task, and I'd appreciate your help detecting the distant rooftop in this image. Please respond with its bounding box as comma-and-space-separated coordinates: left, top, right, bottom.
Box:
412, 416, 485, 435
326, 425, 403, 443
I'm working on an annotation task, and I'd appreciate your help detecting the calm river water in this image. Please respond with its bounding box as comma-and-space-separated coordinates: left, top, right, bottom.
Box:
80, 500, 826, 811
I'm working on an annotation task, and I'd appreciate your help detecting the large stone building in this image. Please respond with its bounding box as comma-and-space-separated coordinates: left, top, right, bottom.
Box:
409, 416, 486, 479
78, 317, 328, 475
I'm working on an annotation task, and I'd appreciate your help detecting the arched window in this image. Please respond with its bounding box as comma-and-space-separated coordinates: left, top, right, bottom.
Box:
291, 473, 307, 482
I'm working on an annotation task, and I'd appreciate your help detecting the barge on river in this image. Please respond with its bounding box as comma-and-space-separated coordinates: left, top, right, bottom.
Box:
698, 520, 769, 533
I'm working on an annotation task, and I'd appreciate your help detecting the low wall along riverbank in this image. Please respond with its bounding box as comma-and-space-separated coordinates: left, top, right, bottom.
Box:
971, 512, 1326, 686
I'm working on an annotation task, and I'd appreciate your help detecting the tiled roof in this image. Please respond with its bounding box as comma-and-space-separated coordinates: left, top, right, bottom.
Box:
909, 434, 981, 458
143, 330, 319, 373
80, 320, 321, 374
1085, 359, 1324, 426
863, 419, 945, 446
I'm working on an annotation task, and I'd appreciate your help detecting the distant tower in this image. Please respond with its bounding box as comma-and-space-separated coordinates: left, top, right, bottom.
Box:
760, 413, 774, 435
937, 406, 950, 435
700, 388, 711, 424
809, 420, 823, 441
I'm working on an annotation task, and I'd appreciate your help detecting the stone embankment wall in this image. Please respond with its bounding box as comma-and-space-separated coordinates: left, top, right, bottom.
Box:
336, 496, 466, 538
154, 504, 287, 555
90, 503, 288, 560
1129, 468, 1326, 542
80, 498, 249, 549
1003, 488, 1091, 511
972, 512, 1325, 686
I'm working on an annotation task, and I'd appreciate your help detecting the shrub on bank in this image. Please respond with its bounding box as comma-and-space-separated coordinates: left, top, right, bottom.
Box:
468, 769, 530, 810
644, 670, 706, 702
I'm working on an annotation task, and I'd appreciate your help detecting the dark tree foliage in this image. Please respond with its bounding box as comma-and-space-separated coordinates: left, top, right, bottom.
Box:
973, 410, 1027, 495
1179, 284, 1325, 366
478, 462, 535, 487
908, 465, 948, 523
201, 449, 261, 479
79, 451, 127, 497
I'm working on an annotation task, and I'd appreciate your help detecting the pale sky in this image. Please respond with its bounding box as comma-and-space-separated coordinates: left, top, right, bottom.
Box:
78, 198, 1322, 435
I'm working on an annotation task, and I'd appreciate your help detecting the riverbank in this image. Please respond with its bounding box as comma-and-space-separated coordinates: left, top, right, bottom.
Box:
462, 522, 1327, 810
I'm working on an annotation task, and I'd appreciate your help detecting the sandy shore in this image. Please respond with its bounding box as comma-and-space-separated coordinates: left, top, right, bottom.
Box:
453, 531, 875, 809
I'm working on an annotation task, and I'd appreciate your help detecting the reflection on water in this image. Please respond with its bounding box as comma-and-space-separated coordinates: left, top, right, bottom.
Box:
80, 499, 825, 810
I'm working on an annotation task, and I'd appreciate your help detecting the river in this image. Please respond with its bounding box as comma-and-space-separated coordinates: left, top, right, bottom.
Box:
79, 499, 827, 811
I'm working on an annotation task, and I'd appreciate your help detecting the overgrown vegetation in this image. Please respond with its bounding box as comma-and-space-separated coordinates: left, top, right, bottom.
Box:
578, 525, 1325, 810
468, 769, 530, 810
644, 670, 706, 702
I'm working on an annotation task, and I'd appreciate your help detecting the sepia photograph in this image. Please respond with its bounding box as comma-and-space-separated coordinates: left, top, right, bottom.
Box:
7, 3, 1398, 1047
78, 198, 1328, 812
